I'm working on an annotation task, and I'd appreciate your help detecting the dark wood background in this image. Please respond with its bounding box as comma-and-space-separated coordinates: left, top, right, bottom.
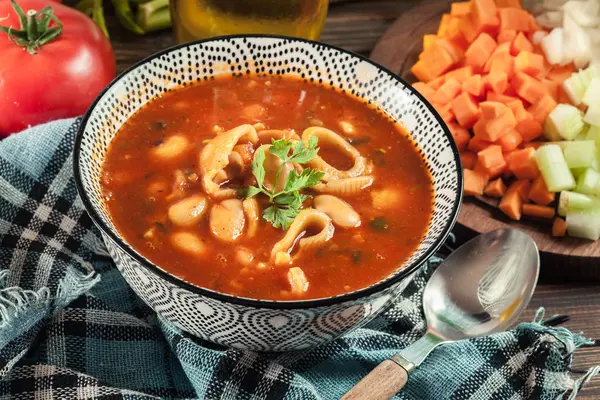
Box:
105, 1, 599, 396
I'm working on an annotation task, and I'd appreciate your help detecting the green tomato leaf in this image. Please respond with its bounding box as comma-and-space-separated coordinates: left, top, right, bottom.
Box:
252, 147, 266, 188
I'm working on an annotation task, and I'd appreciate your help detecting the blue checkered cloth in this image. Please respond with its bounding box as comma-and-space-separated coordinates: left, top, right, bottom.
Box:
0, 118, 598, 400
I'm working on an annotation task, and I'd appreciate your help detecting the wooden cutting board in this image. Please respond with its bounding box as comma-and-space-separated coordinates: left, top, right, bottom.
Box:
370, 0, 600, 282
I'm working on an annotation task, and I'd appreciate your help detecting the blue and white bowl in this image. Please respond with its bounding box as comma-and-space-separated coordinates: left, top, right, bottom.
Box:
74, 35, 462, 351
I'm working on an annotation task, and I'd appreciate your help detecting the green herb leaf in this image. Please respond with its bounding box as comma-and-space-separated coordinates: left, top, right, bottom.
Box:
252, 147, 266, 188
263, 205, 299, 230
269, 138, 293, 161
288, 136, 319, 164
283, 168, 325, 193
242, 186, 262, 198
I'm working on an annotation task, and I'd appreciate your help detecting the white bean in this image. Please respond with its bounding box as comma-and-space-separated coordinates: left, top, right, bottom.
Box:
314, 195, 361, 228
151, 135, 189, 161
210, 199, 245, 242
170, 232, 206, 256
168, 195, 208, 227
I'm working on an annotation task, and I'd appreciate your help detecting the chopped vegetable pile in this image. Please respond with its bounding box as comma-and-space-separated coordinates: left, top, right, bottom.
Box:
412, 0, 600, 240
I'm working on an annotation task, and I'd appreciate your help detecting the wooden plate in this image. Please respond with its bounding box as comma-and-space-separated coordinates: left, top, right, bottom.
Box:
369, 0, 600, 282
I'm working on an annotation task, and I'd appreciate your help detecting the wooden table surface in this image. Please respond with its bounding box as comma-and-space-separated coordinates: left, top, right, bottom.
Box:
105, 1, 599, 396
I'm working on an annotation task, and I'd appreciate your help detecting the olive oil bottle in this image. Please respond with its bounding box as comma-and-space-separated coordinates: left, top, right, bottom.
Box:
170, 0, 328, 43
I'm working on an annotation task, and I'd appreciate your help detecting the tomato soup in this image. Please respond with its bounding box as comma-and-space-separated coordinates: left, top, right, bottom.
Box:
101, 75, 433, 300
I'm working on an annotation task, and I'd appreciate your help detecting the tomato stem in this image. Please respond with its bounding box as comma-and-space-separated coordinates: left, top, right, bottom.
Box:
0, 0, 63, 54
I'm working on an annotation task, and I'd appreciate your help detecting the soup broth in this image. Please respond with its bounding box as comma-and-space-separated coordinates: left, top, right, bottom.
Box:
101, 75, 433, 300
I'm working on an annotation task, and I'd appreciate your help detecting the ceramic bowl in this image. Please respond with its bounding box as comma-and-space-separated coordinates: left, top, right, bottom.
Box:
74, 35, 462, 351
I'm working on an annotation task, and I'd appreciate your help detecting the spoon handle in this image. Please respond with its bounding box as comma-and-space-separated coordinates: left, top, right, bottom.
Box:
341, 359, 408, 400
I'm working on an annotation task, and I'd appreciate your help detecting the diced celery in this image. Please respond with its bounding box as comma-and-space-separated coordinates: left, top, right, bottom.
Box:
536, 144, 577, 192
574, 125, 589, 141
545, 104, 585, 140
558, 191, 598, 216
576, 168, 600, 194
584, 103, 600, 127
566, 208, 600, 240
586, 124, 600, 144
571, 167, 588, 177
563, 73, 587, 105
583, 78, 600, 107
578, 64, 600, 87
563, 141, 597, 168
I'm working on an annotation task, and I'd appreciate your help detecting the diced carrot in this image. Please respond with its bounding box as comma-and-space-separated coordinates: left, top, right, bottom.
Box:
465, 33, 497, 70
474, 161, 492, 185
423, 34, 438, 51
437, 38, 466, 63
448, 122, 471, 151
484, 42, 511, 73
552, 217, 567, 237
433, 102, 455, 123
511, 72, 546, 103
484, 178, 507, 197
480, 101, 508, 119
498, 29, 517, 44
557, 85, 572, 105
494, 0, 522, 7
461, 151, 478, 169
411, 60, 435, 83
459, 15, 481, 44
514, 51, 544, 77
462, 74, 485, 98
419, 43, 458, 79
542, 79, 559, 101
428, 76, 446, 90
412, 82, 436, 102
477, 145, 505, 168
485, 108, 517, 141
508, 179, 532, 202
536, 57, 552, 81
433, 78, 463, 104
499, 7, 533, 32
444, 66, 474, 83
516, 118, 543, 142
451, 1, 471, 17
483, 161, 507, 178
487, 92, 519, 105
527, 94, 557, 124
496, 129, 523, 152
506, 147, 540, 179
489, 53, 515, 76
471, 0, 500, 33
528, 176, 555, 206
485, 71, 509, 94
499, 190, 522, 220
438, 14, 452, 37
546, 63, 575, 83
446, 17, 469, 49
451, 92, 481, 128
463, 168, 486, 196
510, 32, 533, 56
524, 141, 544, 150
472, 118, 489, 138
523, 203, 555, 219
468, 136, 493, 152
506, 100, 529, 122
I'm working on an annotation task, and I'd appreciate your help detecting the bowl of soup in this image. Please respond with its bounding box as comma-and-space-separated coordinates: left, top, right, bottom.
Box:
74, 35, 462, 351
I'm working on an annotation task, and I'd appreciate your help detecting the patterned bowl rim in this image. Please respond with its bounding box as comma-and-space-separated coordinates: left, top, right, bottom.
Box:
73, 34, 463, 310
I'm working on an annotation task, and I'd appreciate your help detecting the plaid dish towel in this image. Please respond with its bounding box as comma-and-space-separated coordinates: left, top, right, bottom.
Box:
0, 118, 598, 400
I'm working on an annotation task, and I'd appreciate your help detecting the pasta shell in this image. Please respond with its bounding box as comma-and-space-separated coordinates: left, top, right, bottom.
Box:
199, 124, 259, 199
302, 127, 366, 181
242, 198, 260, 237
312, 176, 374, 197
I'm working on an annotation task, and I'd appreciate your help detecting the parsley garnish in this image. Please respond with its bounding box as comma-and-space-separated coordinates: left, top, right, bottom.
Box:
243, 137, 325, 229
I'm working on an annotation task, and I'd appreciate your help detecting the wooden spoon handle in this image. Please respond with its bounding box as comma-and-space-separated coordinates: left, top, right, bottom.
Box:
341, 359, 409, 400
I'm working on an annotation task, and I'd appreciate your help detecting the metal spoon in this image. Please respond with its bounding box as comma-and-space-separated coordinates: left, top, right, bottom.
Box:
342, 228, 539, 400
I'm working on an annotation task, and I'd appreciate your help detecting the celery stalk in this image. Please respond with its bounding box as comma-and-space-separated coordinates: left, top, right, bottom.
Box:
582, 78, 600, 107
576, 167, 600, 194
563, 141, 597, 168
536, 145, 577, 192
558, 191, 598, 216
566, 208, 600, 240
584, 103, 600, 127
545, 104, 585, 140
586, 124, 600, 144
563, 74, 587, 105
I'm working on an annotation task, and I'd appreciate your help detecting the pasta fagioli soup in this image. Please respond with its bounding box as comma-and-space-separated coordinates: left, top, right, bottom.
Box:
101, 75, 433, 301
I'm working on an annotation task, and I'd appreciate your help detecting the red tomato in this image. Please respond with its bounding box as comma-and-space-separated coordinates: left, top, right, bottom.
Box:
0, 0, 115, 136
